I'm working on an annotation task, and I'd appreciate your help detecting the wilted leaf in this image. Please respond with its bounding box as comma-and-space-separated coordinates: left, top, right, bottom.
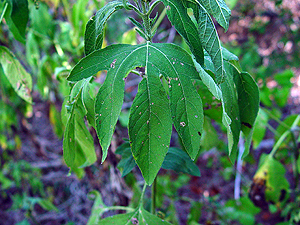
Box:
250, 154, 289, 205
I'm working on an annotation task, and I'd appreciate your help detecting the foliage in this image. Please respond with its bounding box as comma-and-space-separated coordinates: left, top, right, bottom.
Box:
1, 0, 299, 224
62, 0, 259, 223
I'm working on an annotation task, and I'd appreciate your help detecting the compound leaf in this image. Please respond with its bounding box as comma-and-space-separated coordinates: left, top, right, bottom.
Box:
0, 46, 32, 103
69, 42, 203, 183
84, 1, 123, 55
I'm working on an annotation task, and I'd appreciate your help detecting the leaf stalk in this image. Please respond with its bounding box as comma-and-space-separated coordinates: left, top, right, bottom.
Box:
0, 3, 8, 24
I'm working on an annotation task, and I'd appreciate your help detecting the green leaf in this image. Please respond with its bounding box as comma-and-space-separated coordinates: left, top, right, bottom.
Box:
69, 43, 204, 183
197, 0, 231, 31
252, 108, 268, 148
188, 1, 225, 84
4, 0, 29, 43
222, 47, 239, 61
116, 141, 200, 177
220, 61, 240, 161
84, 1, 124, 55
153, 44, 204, 160
82, 79, 96, 127
161, 0, 204, 65
129, 75, 172, 184
63, 80, 97, 170
29, 2, 53, 37
116, 141, 137, 177
162, 147, 200, 177
0, 46, 32, 103
99, 207, 172, 225
224, 197, 260, 225
233, 70, 259, 157
200, 117, 220, 151
87, 190, 107, 225
37, 199, 59, 212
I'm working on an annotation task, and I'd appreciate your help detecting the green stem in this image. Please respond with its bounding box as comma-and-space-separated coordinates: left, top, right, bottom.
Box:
269, 115, 300, 158
290, 128, 299, 191
139, 183, 148, 207
151, 176, 157, 214
141, 1, 152, 41
262, 108, 290, 130
0, 3, 8, 24
122, 0, 131, 10
151, 7, 166, 33
146, 0, 161, 16
266, 123, 279, 137
128, 3, 144, 17
104, 206, 135, 212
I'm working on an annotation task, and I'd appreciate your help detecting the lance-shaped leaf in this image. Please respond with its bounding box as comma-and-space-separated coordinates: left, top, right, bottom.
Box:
68, 44, 146, 162
161, 0, 204, 65
197, 0, 231, 31
3, 0, 29, 43
0, 46, 32, 103
194, 56, 240, 161
63, 80, 96, 170
220, 62, 241, 162
188, 1, 225, 84
84, 1, 123, 55
233, 70, 259, 157
82, 79, 96, 128
129, 68, 172, 184
148, 43, 204, 160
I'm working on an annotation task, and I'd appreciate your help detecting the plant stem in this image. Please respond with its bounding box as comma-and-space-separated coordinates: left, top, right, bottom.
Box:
269, 115, 300, 158
141, 1, 152, 41
0, 3, 8, 24
151, 176, 157, 214
290, 127, 299, 191
104, 206, 135, 212
139, 183, 148, 206
146, 0, 161, 16
152, 7, 166, 33
262, 108, 290, 130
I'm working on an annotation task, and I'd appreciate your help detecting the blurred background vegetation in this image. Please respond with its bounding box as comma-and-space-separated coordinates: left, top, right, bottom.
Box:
0, 0, 299, 224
